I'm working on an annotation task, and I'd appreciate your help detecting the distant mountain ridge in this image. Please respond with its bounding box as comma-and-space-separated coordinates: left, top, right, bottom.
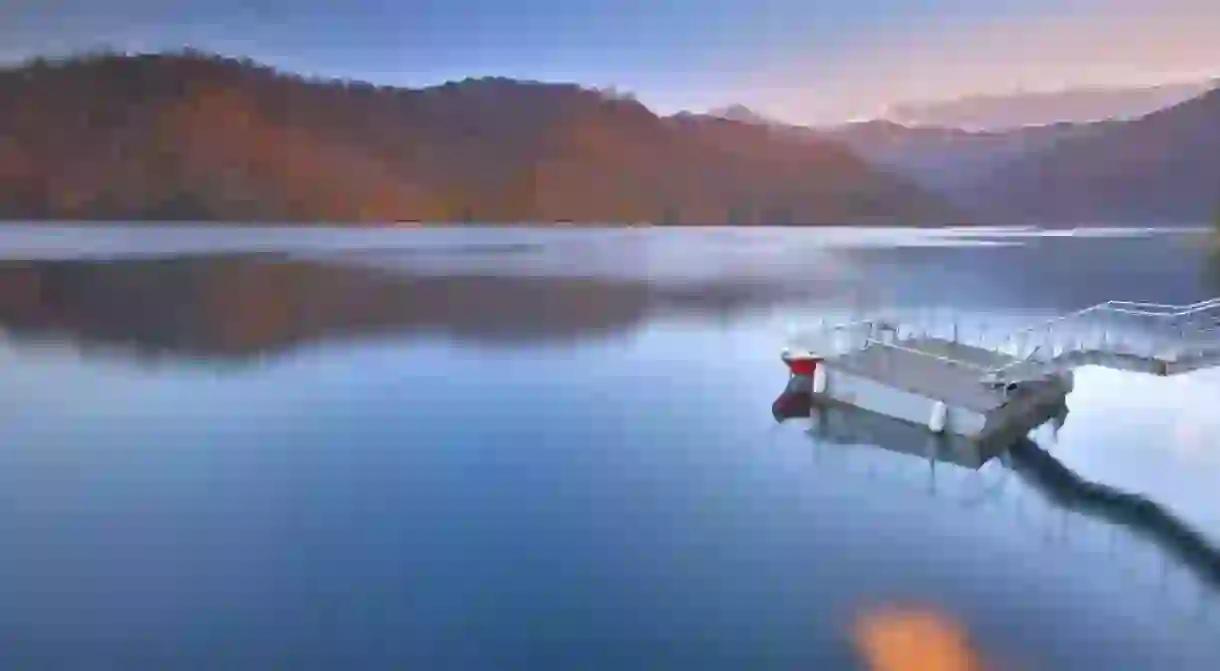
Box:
822, 120, 1118, 191
702, 106, 1116, 192
708, 86, 1220, 225
0, 51, 959, 225
956, 86, 1220, 223
884, 81, 1217, 130
706, 104, 776, 126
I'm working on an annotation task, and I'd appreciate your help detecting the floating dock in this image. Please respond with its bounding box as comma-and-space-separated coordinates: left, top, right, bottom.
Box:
774, 383, 1068, 469
784, 334, 1072, 446
782, 297, 1220, 442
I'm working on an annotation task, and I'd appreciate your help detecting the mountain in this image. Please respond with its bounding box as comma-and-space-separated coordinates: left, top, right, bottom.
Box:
707, 109, 1113, 194
702, 107, 1055, 191
960, 86, 1220, 223
707, 104, 777, 126
0, 51, 959, 225
823, 119, 1116, 191
885, 81, 1216, 130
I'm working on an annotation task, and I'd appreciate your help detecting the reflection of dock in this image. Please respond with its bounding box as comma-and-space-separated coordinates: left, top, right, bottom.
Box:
1007, 438, 1220, 592
775, 369, 1069, 470
783, 298, 1220, 440
807, 396, 1030, 469
773, 389, 1219, 627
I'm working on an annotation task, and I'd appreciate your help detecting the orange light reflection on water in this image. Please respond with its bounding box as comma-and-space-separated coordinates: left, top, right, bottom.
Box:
851, 604, 991, 671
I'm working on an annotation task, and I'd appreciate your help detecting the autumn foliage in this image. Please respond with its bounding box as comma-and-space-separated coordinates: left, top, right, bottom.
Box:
0, 50, 957, 224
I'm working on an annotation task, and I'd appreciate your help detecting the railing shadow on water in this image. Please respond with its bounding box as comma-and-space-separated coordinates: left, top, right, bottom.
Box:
771, 388, 1220, 625
1004, 437, 1220, 594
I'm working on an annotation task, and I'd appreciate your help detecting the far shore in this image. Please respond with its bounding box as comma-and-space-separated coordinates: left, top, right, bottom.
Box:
2, 219, 1214, 230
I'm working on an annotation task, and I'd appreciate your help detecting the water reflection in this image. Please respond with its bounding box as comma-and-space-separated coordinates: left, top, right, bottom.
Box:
1204, 247, 1220, 296
838, 231, 1218, 311
2, 231, 1217, 668
3, 230, 1217, 365
1007, 438, 1220, 594
0, 257, 812, 362
774, 388, 1220, 627
772, 382, 1069, 469
851, 605, 989, 671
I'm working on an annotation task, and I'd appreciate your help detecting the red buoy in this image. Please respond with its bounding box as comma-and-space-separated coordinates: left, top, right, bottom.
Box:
781, 350, 821, 376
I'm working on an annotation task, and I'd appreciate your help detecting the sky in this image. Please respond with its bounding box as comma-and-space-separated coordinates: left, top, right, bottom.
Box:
3, 0, 1219, 123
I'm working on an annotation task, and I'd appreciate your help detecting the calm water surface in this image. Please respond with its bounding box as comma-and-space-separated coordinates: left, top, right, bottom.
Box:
1, 225, 1218, 669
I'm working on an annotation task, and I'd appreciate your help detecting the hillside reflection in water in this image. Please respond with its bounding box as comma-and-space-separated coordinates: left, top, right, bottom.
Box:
1, 228, 1218, 669
0, 256, 820, 359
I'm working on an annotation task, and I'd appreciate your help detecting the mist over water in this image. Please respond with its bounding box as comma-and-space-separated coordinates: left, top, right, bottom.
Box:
1, 224, 1218, 669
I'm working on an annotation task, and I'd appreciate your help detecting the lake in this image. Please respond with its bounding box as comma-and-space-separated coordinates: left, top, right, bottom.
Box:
1, 224, 1218, 669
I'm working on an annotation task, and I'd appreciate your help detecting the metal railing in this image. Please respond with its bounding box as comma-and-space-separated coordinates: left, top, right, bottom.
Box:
982, 297, 1220, 382
786, 318, 888, 357
996, 297, 1220, 344
785, 296, 1220, 385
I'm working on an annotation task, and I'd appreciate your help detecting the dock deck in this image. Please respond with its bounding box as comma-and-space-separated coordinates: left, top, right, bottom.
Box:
783, 296, 1220, 441
807, 336, 1072, 442
825, 337, 1015, 412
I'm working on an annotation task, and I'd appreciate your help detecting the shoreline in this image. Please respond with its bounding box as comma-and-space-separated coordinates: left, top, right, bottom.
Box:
0, 219, 1213, 230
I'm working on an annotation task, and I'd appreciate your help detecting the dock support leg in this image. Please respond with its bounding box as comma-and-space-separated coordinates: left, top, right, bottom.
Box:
812, 365, 827, 394
928, 400, 947, 433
